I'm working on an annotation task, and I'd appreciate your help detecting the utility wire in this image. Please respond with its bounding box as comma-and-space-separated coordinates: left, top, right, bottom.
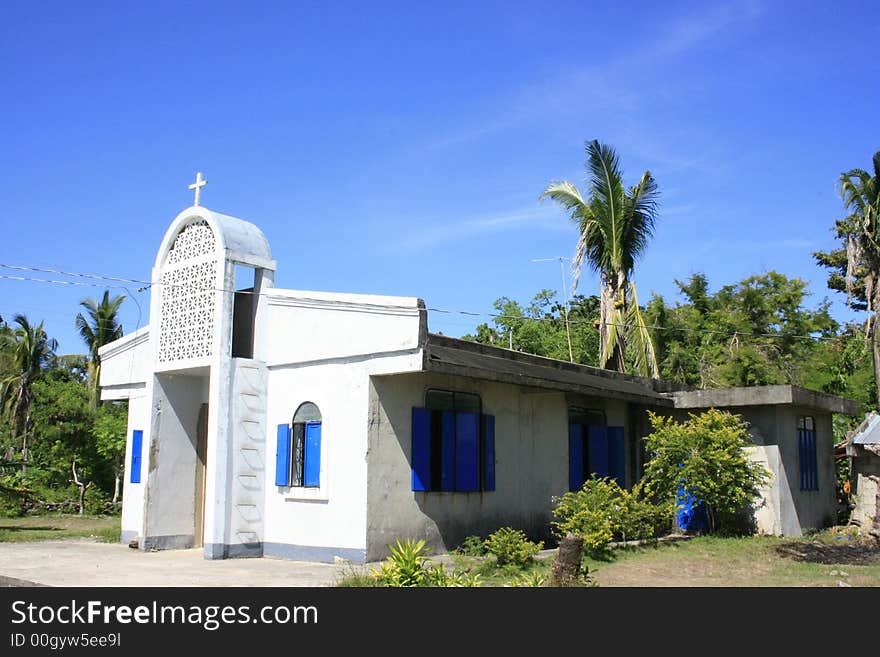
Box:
0, 263, 856, 344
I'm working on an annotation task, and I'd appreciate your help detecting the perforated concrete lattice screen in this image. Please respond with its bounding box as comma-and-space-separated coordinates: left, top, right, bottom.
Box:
158, 220, 219, 363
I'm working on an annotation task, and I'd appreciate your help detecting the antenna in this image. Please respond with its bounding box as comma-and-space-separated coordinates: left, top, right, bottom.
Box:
530, 256, 574, 363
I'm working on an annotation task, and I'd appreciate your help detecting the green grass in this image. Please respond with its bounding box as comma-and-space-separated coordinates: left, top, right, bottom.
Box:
339, 533, 880, 587
0, 514, 120, 543
583, 534, 880, 587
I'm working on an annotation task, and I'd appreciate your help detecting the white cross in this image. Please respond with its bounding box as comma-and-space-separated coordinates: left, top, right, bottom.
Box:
188, 171, 208, 206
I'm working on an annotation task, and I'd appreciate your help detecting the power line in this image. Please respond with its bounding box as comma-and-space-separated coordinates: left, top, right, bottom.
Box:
0, 263, 149, 286
0, 262, 856, 345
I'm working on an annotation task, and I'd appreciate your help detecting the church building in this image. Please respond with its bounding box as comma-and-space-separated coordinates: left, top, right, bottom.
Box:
98, 189, 856, 563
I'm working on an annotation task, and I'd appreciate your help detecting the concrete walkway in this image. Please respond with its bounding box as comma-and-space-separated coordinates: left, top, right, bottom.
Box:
0, 540, 359, 587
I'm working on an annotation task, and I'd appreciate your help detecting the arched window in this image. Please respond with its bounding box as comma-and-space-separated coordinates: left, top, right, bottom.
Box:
275, 402, 322, 488
292, 403, 322, 488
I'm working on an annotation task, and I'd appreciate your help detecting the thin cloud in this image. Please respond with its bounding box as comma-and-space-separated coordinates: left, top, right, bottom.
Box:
420, 2, 766, 155
394, 205, 572, 251
650, 0, 765, 58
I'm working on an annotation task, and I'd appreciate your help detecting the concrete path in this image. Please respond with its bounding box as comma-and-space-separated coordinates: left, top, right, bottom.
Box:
0, 540, 361, 587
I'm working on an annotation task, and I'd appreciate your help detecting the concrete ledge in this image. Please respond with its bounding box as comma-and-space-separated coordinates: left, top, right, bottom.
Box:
204, 542, 264, 560
141, 534, 194, 551
120, 530, 138, 545
671, 385, 857, 415
263, 542, 366, 564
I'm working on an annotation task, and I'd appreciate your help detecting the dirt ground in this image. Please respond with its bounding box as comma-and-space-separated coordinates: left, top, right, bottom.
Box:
774, 538, 880, 566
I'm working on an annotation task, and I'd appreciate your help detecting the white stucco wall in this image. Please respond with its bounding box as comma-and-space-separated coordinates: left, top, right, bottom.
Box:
119, 394, 150, 544
98, 327, 150, 401
261, 290, 424, 562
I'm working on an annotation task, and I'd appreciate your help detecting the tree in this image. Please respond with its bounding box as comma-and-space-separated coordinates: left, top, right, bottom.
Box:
92, 403, 127, 505
645, 271, 838, 389
541, 139, 659, 377
75, 290, 124, 405
0, 315, 57, 472
813, 150, 880, 406
462, 291, 600, 366
642, 410, 770, 533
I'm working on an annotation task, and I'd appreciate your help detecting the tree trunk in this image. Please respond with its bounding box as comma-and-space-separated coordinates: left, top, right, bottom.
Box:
70, 460, 91, 516
112, 470, 120, 506
21, 406, 30, 475
873, 311, 880, 410
599, 274, 627, 373
549, 534, 584, 587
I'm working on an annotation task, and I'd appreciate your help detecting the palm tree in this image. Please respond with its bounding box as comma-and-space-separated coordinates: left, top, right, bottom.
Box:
540, 139, 659, 377
75, 290, 125, 404
0, 314, 57, 472
837, 150, 880, 406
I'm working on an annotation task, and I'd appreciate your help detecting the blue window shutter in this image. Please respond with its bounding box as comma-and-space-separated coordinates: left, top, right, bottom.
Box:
440, 411, 456, 491
588, 425, 609, 478
798, 429, 804, 490
130, 430, 143, 484
608, 426, 625, 488
304, 422, 322, 487
482, 414, 495, 491
568, 424, 584, 491
275, 423, 291, 486
799, 429, 808, 490
455, 412, 480, 492
809, 430, 817, 490
411, 407, 431, 491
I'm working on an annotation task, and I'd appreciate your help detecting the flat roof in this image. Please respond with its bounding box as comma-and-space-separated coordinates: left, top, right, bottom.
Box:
670, 385, 857, 415
422, 334, 675, 406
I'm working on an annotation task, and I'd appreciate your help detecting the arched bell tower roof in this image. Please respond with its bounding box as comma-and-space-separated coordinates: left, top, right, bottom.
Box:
154, 205, 276, 271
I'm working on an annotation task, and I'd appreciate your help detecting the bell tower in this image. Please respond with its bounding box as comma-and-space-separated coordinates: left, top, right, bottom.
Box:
139, 193, 276, 559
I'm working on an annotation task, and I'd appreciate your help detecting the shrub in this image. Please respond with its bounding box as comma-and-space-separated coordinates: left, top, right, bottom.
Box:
642, 410, 771, 533
371, 538, 480, 587
508, 571, 547, 587
483, 527, 543, 568
454, 535, 486, 557
552, 477, 671, 558
0, 474, 31, 518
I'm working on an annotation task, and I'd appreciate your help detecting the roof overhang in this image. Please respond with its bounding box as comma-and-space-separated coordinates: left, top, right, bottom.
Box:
422, 334, 674, 406
670, 385, 857, 415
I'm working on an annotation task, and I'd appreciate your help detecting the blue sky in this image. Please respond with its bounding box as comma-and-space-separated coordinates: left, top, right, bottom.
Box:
1, 0, 878, 354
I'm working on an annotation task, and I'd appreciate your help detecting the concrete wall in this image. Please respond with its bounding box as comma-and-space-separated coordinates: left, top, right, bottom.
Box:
851, 450, 880, 529
365, 372, 634, 561
261, 291, 424, 563
264, 289, 423, 367
773, 406, 836, 533
662, 404, 836, 535
142, 372, 209, 550
119, 394, 150, 545
212, 359, 268, 558
98, 327, 150, 401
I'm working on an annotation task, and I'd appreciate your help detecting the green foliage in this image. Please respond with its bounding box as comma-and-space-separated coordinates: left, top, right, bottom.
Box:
454, 534, 486, 557
540, 140, 660, 374
462, 291, 600, 367
373, 538, 428, 587
482, 527, 543, 568
508, 571, 547, 587
551, 477, 671, 558
371, 538, 480, 587
645, 272, 840, 389
0, 473, 31, 517
643, 410, 771, 533
75, 291, 125, 402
